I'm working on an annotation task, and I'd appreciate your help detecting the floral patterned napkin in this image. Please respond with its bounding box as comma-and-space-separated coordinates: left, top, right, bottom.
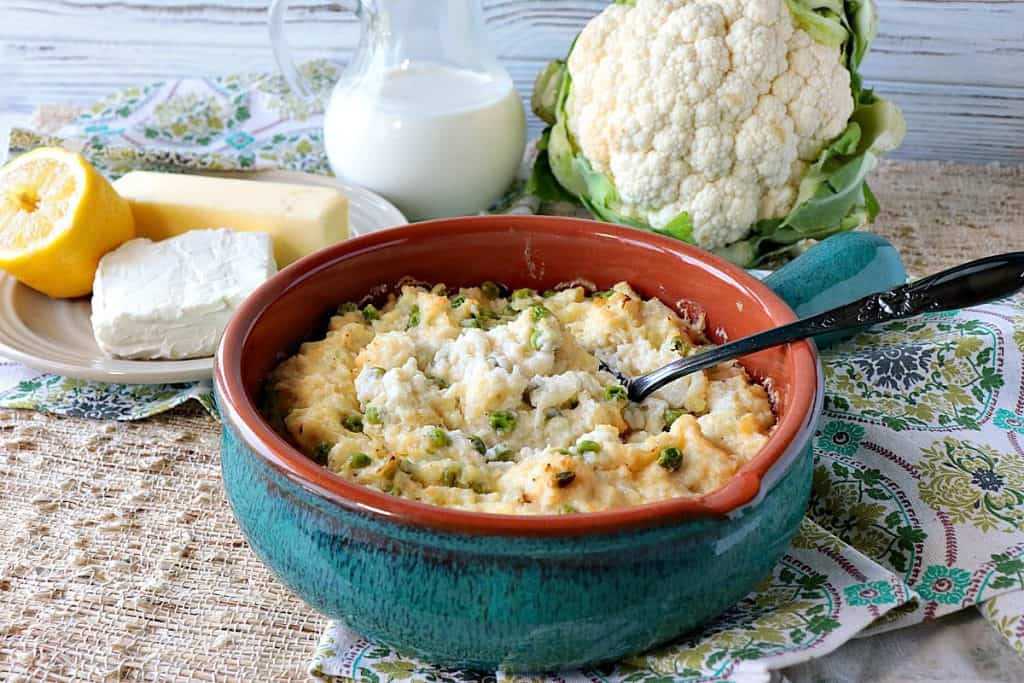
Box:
0, 355, 215, 421
0, 370, 215, 420
5, 62, 1024, 680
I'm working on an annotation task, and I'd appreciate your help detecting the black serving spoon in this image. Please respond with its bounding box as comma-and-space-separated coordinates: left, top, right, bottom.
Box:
613, 252, 1024, 403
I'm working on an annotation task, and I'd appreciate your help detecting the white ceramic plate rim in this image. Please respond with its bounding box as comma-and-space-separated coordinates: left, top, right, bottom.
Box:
0, 178, 406, 384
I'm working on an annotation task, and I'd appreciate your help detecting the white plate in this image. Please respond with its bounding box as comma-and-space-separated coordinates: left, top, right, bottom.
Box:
0, 174, 407, 384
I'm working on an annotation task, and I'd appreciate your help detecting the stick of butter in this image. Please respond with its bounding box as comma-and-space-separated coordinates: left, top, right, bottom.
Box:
113, 171, 349, 266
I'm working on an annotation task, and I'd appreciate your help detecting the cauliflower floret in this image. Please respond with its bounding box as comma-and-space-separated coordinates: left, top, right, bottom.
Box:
565, 0, 854, 249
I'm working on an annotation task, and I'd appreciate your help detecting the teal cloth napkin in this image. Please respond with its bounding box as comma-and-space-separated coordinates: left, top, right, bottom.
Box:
6, 62, 1024, 680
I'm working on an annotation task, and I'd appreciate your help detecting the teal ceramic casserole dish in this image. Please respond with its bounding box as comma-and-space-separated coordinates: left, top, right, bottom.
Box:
215, 215, 827, 672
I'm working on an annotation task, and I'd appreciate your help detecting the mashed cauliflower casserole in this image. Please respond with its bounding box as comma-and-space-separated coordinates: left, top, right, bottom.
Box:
265, 282, 776, 514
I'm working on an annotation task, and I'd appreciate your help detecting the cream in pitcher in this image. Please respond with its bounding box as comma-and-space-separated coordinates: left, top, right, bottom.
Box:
269, 0, 526, 221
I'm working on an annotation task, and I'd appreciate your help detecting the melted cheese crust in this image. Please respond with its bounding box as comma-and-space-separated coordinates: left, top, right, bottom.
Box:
266, 282, 775, 514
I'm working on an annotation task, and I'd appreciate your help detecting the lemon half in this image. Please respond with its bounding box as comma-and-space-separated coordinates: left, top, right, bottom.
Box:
0, 148, 135, 298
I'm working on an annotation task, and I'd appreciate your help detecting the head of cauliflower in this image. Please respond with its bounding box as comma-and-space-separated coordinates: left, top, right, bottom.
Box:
532, 0, 905, 265
563, 0, 855, 250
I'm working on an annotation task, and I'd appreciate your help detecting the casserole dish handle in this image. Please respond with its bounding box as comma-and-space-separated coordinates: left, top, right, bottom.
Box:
763, 232, 906, 348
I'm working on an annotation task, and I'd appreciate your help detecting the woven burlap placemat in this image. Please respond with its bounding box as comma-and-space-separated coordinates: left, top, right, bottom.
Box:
0, 156, 1021, 680
868, 161, 1023, 274
0, 406, 324, 680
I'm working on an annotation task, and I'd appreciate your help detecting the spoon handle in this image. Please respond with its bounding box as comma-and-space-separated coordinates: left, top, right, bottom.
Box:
628, 252, 1024, 402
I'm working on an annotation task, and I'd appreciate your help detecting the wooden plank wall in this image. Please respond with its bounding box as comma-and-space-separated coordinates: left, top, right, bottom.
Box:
0, 0, 1022, 163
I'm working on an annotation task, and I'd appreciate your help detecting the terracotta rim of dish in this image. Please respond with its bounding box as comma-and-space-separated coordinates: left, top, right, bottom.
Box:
215, 216, 820, 537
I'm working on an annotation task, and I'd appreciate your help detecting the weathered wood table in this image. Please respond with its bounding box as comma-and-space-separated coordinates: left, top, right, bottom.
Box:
1, 0, 1022, 162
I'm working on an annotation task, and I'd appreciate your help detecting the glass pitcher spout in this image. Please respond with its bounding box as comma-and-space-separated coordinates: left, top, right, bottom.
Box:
356, 0, 506, 75
339, 0, 514, 109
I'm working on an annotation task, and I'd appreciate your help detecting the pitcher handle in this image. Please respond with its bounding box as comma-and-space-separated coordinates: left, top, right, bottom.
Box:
270, 0, 360, 98
268, 0, 311, 97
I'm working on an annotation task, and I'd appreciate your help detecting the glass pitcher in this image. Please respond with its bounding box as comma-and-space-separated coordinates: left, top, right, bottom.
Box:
269, 0, 526, 221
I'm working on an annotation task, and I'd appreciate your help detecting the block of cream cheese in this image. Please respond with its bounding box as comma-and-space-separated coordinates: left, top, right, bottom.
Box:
91, 229, 277, 360
113, 172, 349, 266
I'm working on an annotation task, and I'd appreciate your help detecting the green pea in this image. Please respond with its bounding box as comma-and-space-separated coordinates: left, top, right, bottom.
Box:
554, 470, 576, 488
426, 427, 452, 451
342, 415, 364, 433
441, 466, 461, 487
530, 305, 550, 322
658, 447, 683, 472
450, 295, 466, 308
348, 452, 372, 469
406, 305, 420, 329
605, 385, 627, 401
480, 281, 503, 299
488, 446, 516, 462
312, 443, 333, 466
480, 311, 505, 329
488, 411, 517, 434
468, 435, 487, 455
511, 288, 535, 300
576, 440, 601, 453
362, 304, 380, 322
365, 406, 383, 424
530, 328, 544, 351
477, 310, 501, 329
337, 302, 358, 314
663, 408, 684, 430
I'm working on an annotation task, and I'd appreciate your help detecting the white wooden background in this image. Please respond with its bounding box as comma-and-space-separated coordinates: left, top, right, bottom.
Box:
0, 0, 1022, 163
